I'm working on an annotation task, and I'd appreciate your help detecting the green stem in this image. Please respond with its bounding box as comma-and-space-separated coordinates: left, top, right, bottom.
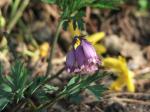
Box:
30, 67, 65, 95
6, 0, 30, 33
10, 0, 21, 18
45, 20, 64, 76
35, 79, 82, 111
46, 67, 65, 81
35, 92, 66, 111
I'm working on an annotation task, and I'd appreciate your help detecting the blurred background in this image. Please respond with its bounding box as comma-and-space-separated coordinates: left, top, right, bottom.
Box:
0, 0, 150, 112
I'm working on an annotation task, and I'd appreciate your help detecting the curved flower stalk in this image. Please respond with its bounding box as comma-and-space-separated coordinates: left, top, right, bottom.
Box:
68, 21, 106, 55
66, 36, 100, 74
103, 56, 135, 92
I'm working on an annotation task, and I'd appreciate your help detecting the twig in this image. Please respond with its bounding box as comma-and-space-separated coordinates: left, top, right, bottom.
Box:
111, 97, 150, 105
35, 92, 66, 111
103, 92, 150, 99
37, 70, 105, 110
27, 66, 65, 101
46, 66, 65, 81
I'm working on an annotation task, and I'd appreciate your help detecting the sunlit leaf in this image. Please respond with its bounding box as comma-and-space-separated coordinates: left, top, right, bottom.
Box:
43, 84, 58, 93
62, 71, 107, 98
1, 83, 12, 93
67, 75, 80, 87
28, 76, 46, 95
138, 0, 148, 10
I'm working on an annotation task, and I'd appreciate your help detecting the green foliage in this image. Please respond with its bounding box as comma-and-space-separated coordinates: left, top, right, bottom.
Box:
61, 71, 107, 99
37, 71, 108, 110
0, 62, 28, 111
67, 74, 107, 103
67, 75, 81, 87
0, 98, 9, 110
43, 84, 58, 93
42, 0, 123, 30
28, 76, 46, 95
0, 62, 108, 111
69, 92, 83, 104
28, 75, 58, 102
87, 85, 107, 99
0, 64, 10, 110
138, 0, 149, 11
91, 0, 124, 9
0, 62, 58, 111
11, 62, 28, 101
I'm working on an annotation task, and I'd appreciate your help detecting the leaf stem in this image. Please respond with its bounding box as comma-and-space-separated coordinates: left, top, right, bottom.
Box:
35, 92, 66, 111
6, 0, 30, 33
10, 0, 21, 18
35, 78, 82, 110
45, 20, 64, 76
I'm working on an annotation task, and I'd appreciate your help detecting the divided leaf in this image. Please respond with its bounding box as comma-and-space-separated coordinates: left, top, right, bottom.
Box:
42, 0, 124, 30
67, 75, 80, 87
0, 62, 30, 110
43, 84, 58, 93
62, 71, 107, 99
87, 85, 107, 99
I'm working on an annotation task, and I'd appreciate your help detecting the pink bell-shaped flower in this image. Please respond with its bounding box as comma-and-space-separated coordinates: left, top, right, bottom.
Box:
66, 36, 101, 74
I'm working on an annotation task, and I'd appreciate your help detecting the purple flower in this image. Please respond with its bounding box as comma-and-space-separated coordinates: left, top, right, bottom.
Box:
66, 36, 100, 74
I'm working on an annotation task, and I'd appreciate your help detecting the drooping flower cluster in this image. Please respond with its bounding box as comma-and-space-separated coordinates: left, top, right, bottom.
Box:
66, 36, 100, 74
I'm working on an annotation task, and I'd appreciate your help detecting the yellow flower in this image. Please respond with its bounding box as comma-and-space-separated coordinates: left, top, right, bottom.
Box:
93, 44, 106, 55
88, 33, 106, 54
68, 21, 106, 54
23, 42, 49, 62
39, 42, 49, 58
86, 32, 105, 44
73, 37, 81, 49
68, 21, 81, 38
103, 56, 135, 92
68, 21, 135, 92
